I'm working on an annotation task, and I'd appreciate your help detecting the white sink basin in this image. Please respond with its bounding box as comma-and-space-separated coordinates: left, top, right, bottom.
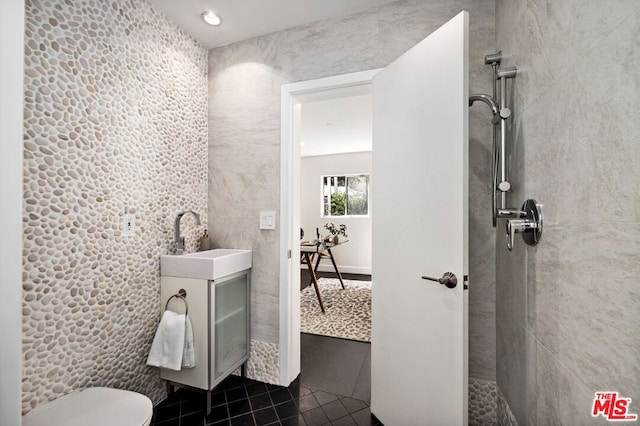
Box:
161, 249, 252, 280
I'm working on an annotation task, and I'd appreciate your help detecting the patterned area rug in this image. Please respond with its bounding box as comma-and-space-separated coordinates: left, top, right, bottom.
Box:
300, 278, 371, 342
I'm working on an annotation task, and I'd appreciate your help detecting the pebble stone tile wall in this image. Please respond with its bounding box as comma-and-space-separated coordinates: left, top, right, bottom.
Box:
22, 0, 207, 414
469, 378, 497, 425
234, 340, 280, 385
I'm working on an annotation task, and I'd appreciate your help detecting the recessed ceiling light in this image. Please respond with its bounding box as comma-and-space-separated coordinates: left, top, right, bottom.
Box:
201, 10, 222, 26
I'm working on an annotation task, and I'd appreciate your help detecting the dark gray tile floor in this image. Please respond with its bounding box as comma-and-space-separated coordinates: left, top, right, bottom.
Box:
151, 335, 375, 426
151, 272, 374, 425
298, 271, 371, 403
300, 334, 370, 403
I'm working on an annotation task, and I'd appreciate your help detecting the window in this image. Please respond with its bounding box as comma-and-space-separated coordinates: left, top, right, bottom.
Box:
322, 174, 369, 217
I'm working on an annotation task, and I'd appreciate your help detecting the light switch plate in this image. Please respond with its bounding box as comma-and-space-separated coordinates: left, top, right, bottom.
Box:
259, 211, 276, 230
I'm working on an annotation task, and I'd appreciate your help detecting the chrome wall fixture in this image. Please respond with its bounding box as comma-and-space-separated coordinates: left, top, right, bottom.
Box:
469, 52, 544, 251
506, 199, 543, 251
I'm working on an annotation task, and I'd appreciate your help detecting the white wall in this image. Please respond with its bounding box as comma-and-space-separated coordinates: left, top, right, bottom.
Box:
0, 0, 24, 424
301, 152, 372, 275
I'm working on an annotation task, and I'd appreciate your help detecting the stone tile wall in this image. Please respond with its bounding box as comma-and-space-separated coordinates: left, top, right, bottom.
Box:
22, 0, 207, 413
234, 340, 280, 385
495, 1, 640, 423
469, 377, 498, 425
208, 0, 497, 385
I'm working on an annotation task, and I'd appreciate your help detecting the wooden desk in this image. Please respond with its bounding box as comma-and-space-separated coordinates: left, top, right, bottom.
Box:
300, 240, 348, 314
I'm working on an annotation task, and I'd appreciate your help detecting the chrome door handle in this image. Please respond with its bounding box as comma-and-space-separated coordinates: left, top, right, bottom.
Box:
421, 272, 457, 289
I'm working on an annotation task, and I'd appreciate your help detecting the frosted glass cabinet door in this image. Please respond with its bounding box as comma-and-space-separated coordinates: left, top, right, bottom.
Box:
213, 273, 249, 381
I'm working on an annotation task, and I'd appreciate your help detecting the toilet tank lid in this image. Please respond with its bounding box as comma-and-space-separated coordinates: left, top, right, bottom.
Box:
22, 387, 153, 426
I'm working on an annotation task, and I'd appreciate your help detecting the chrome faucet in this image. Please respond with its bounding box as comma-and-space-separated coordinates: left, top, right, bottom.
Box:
174, 210, 201, 255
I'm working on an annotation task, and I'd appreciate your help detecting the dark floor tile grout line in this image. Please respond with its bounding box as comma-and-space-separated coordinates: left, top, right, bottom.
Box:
349, 345, 371, 400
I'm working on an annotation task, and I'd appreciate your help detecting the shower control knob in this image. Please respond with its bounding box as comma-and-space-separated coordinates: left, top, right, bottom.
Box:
500, 107, 511, 119
498, 181, 511, 192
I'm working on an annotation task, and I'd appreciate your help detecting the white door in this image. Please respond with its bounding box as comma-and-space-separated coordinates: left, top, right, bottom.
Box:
371, 11, 469, 425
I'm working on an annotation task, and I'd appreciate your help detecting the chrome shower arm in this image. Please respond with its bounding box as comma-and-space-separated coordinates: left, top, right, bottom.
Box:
468, 94, 499, 117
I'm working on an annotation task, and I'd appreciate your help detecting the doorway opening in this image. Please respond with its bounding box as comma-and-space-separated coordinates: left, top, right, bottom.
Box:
297, 84, 373, 407
279, 70, 379, 396
278, 14, 469, 425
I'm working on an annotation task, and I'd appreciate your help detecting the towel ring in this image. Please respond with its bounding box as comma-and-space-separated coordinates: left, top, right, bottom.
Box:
165, 289, 188, 315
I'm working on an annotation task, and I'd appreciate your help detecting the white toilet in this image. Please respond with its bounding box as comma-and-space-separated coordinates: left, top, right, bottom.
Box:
22, 387, 153, 426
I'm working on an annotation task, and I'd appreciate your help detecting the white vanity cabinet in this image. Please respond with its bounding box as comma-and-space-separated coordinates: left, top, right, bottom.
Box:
159, 269, 250, 397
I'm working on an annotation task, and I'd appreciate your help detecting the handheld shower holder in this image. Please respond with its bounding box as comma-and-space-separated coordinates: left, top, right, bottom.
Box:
506, 199, 543, 251
469, 51, 519, 228
471, 52, 546, 251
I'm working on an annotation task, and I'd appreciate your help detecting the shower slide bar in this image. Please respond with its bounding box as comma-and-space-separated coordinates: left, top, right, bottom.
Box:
469, 52, 544, 251
469, 51, 519, 227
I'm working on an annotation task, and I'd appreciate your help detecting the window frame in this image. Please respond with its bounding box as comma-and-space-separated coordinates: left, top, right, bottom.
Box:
321, 173, 370, 218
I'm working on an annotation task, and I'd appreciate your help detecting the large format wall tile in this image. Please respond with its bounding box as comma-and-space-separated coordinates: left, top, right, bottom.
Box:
498, 0, 638, 118
495, 0, 527, 44
522, 0, 637, 101
496, 306, 527, 425
22, 0, 207, 414
496, 2, 640, 423
208, 0, 498, 383
528, 223, 640, 403
495, 227, 527, 329
523, 12, 640, 225
208, 145, 280, 219
524, 330, 602, 426
469, 300, 497, 381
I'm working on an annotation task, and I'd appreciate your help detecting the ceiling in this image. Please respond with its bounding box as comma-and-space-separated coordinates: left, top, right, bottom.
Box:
149, 0, 399, 49
300, 85, 372, 157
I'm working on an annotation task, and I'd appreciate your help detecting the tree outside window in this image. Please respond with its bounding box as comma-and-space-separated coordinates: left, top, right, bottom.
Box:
322, 174, 369, 217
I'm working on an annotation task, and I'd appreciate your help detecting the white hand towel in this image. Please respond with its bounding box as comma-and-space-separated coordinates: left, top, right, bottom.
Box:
146, 310, 186, 371
181, 314, 195, 368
